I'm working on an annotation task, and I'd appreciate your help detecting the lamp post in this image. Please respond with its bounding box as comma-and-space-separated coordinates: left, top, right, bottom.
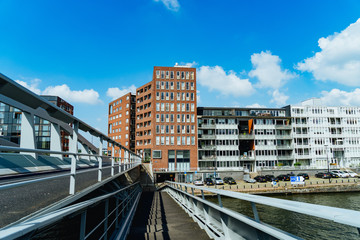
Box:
325, 144, 330, 183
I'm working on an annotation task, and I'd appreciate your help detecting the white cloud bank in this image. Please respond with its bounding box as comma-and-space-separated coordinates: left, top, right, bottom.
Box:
270, 89, 289, 106
320, 88, 360, 106
245, 103, 267, 108
154, 0, 180, 12
197, 66, 254, 97
297, 18, 360, 86
16, 79, 101, 105
249, 51, 297, 89
106, 85, 137, 100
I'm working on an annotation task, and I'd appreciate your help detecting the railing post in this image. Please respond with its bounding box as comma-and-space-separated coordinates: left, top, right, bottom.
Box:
98, 136, 103, 182
69, 153, 77, 195
115, 197, 119, 228
111, 144, 115, 176
217, 194, 223, 208
80, 211, 87, 240
104, 199, 109, 240
50, 122, 62, 159
251, 202, 260, 222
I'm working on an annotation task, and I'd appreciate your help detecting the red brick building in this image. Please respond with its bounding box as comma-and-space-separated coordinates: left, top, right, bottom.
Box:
107, 93, 136, 156
107, 66, 198, 181
135, 66, 198, 172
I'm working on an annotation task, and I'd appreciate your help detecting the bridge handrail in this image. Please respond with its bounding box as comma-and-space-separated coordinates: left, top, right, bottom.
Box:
166, 181, 360, 234
0, 182, 142, 240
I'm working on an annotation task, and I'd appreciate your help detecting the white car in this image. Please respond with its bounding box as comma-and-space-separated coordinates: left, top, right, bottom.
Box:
214, 177, 224, 185
331, 170, 349, 178
193, 179, 204, 186
343, 170, 359, 178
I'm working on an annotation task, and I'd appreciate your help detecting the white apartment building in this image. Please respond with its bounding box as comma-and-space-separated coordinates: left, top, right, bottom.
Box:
290, 98, 360, 168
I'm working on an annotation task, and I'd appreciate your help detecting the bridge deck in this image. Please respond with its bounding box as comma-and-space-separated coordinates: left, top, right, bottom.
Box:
127, 191, 210, 240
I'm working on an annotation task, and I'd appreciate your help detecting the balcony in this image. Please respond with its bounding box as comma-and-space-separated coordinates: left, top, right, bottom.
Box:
275, 125, 292, 130
276, 135, 292, 139
238, 133, 255, 140
277, 155, 294, 160
198, 124, 216, 129
276, 144, 293, 150
198, 134, 216, 139
198, 145, 216, 151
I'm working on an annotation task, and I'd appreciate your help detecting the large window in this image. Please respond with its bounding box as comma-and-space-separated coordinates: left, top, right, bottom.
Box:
153, 150, 162, 158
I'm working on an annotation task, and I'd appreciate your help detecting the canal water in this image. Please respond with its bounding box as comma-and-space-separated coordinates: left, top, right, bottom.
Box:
208, 192, 360, 240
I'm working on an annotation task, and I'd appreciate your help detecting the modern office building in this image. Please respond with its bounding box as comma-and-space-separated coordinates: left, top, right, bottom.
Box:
289, 98, 360, 168
41, 95, 74, 151
0, 95, 74, 150
107, 93, 136, 155
197, 107, 292, 172
135, 66, 198, 177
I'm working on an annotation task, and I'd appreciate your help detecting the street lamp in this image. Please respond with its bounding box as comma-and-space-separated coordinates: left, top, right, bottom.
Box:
324, 144, 330, 183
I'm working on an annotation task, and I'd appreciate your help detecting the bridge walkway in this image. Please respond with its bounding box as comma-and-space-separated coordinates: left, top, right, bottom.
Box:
127, 191, 210, 240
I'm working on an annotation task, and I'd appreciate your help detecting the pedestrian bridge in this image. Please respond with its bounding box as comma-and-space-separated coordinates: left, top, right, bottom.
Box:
1, 73, 360, 239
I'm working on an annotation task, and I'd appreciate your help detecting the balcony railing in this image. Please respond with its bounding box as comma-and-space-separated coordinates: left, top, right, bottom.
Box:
238, 133, 255, 139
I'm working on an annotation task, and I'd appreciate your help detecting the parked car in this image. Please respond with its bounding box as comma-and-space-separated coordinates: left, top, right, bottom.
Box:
264, 175, 277, 182
254, 175, 267, 182
214, 177, 224, 185
331, 170, 349, 178
276, 174, 290, 181
297, 173, 309, 180
328, 172, 339, 178
315, 172, 331, 179
343, 170, 359, 178
244, 178, 256, 183
193, 179, 204, 186
223, 177, 236, 185
204, 178, 214, 186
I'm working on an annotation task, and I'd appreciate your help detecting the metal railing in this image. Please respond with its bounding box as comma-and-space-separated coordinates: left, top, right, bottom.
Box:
0, 146, 141, 195
164, 181, 360, 240
0, 182, 142, 240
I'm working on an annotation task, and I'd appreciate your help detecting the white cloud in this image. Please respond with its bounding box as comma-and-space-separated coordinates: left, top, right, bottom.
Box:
16, 79, 101, 105
270, 89, 289, 106
43, 84, 102, 105
196, 90, 201, 104
197, 66, 254, 97
245, 103, 267, 108
106, 85, 137, 100
320, 88, 360, 106
15, 79, 41, 95
249, 51, 297, 89
154, 0, 180, 12
297, 18, 360, 86
174, 61, 197, 68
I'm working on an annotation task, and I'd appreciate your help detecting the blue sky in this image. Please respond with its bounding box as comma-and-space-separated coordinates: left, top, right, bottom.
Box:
1, 0, 360, 134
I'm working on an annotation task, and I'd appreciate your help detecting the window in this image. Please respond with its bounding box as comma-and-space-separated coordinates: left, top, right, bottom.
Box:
177, 71, 180, 79
177, 136, 181, 145
170, 136, 174, 145
161, 71, 165, 78
177, 103, 180, 111
181, 72, 185, 79
170, 71, 174, 79
156, 103, 160, 111
156, 70, 160, 78
153, 150, 162, 158
156, 81, 160, 89
161, 136, 165, 145
176, 82, 180, 90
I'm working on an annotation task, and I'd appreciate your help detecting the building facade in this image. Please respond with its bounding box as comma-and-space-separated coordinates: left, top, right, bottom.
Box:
0, 96, 74, 150
135, 66, 198, 175
107, 93, 136, 156
197, 107, 292, 172
290, 99, 360, 168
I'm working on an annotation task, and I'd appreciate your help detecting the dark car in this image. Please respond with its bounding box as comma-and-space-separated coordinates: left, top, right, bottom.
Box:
276, 174, 290, 181
328, 172, 339, 178
254, 175, 267, 182
297, 173, 309, 180
204, 178, 214, 185
264, 175, 277, 182
223, 177, 236, 185
315, 172, 331, 179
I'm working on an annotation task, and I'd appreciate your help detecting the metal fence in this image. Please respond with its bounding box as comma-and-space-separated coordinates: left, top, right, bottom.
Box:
165, 181, 360, 240
0, 146, 141, 195
0, 182, 142, 240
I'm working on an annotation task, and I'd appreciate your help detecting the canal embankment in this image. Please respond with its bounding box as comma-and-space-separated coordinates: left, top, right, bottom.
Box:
187, 177, 360, 196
